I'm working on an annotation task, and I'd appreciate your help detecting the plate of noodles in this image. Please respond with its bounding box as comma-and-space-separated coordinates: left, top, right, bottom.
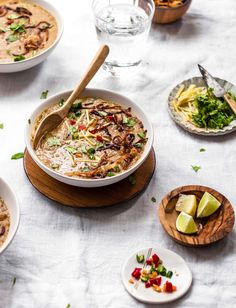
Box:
168, 77, 236, 136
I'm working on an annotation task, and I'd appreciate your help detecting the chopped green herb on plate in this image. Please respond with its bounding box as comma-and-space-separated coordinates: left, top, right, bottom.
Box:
40, 90, 49, 99
191, 165, 201, 173
11, 152, 24, 160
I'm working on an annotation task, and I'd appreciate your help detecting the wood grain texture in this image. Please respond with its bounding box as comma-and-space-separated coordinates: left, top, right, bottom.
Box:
153, 0, 192, 24
23, 148, 156, 208
158, 185, 235, 246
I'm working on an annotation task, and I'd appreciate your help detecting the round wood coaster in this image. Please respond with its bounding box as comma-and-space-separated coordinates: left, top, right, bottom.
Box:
158, 185, 235, 247
23, 148, 156, 208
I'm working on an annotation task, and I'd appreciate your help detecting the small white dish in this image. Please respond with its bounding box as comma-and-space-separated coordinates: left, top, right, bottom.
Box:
121, 247, 192, 304
0, 178, 20, 255
0, 0, 63, 73
25, 88, 154, 188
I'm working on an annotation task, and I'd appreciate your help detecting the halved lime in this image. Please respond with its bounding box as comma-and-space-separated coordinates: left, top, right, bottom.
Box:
175, 194, 197, 216
197, 192, 221, 218
176, 211, 198, 234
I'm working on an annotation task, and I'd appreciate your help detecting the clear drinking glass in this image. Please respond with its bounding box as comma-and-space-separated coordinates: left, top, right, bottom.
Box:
92, 0, 155, 76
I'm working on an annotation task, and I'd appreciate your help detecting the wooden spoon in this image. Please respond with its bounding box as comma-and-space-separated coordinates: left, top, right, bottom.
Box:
33, 45, 109, 149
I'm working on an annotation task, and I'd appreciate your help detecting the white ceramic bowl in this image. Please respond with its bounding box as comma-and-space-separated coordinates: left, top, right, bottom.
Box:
0, 0, 63, 73
0, 178, 20, 255
25, 88, 154, 187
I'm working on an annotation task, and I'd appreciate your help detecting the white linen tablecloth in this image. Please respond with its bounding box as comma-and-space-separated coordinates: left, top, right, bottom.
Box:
0, 0, 236, 307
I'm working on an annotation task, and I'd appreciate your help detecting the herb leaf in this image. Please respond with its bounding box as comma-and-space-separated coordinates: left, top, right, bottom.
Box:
200, 148, 206, 152
47, 137, 61, 147
138, 132, 146, 139
40, 90, 49, 99
11, 152, 24, 160
6, 34, 18, 43
107, 171, 115, 177
66, 304, 70, 308
14, 55, 25, 62
12, 277, 17, 286
191, 165, 201, 173
0, 123, 3, 129
65, 146, 77, 154
123, 116, 136, 127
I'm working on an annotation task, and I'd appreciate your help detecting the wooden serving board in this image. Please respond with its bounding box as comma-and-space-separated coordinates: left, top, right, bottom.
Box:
23, 148, 156, 208
158, 185, 235, 247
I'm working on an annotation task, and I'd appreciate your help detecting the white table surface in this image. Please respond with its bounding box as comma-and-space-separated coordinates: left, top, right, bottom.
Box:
1, 0, 236, 307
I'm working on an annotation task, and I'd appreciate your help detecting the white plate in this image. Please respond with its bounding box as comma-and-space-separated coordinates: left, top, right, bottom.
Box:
121, 247, 192, 304
168, 77, 236, 136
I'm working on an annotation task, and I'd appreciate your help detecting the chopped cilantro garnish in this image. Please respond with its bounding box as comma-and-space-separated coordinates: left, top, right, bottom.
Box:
14, 55, 25, 62
80, 167, 89, 172
71, 100, 82, 111
191, 165, 201, 173
65, 146, 77, 154
107, 171, 115, 177
192, 88, 235, 129
114, 165, 120, 172
123, 116, 136, 127
12, 277, 17, 286
95, 142, 104, 150
0, 123, 3, 129
68, 125, 77, 134
40, 90, 49, 99
11, 152, 24, 160
128, 175, 136, 185
10, 22, 26, 33
47, 137, 61, 147
138, 132, 146, 139
68, 113, 76, 119
6, 34, 18, 43
151, 197, 156, 203
134, 143, 143, 148
200, 148, 206, 152
66, 304, 70, 308
81, 144, 87, 154
87, 148, 95, 155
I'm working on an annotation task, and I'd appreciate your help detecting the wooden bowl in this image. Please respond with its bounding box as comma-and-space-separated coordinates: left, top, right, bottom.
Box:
153, 0, 192, 24
158, 185, 235, 246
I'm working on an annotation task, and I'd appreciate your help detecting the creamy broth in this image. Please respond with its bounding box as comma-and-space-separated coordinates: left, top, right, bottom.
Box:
0, 197, 10, 246
33, 97, 148, 179
0, 0, 58, 63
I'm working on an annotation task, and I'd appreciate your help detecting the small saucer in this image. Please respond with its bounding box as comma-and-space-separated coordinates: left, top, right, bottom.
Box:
121, 247, 192, 304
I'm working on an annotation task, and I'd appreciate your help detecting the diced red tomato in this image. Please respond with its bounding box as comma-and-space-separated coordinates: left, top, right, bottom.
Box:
149, 277, 162, 286
78, 125, 86, 130
90, 128, 98, 134
151, 254, 159, 265
145, 282, 151, 288
165, 281, 173, 293
131, 268, 142, 280
146, 259, 152, 265
106, 115, 115, 122
96, 135, 103, 142
69, 119, 76, 125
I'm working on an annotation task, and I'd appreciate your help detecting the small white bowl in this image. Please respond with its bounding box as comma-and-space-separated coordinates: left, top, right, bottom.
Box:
0, 0, 63, 73
25, 88, 154, 188
0, 178, 20, 255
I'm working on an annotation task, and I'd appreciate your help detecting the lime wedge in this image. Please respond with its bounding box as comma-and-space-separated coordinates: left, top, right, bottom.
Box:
176, 211, 198, 234
175, 194, 197, 216
197, 192, 221, 218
